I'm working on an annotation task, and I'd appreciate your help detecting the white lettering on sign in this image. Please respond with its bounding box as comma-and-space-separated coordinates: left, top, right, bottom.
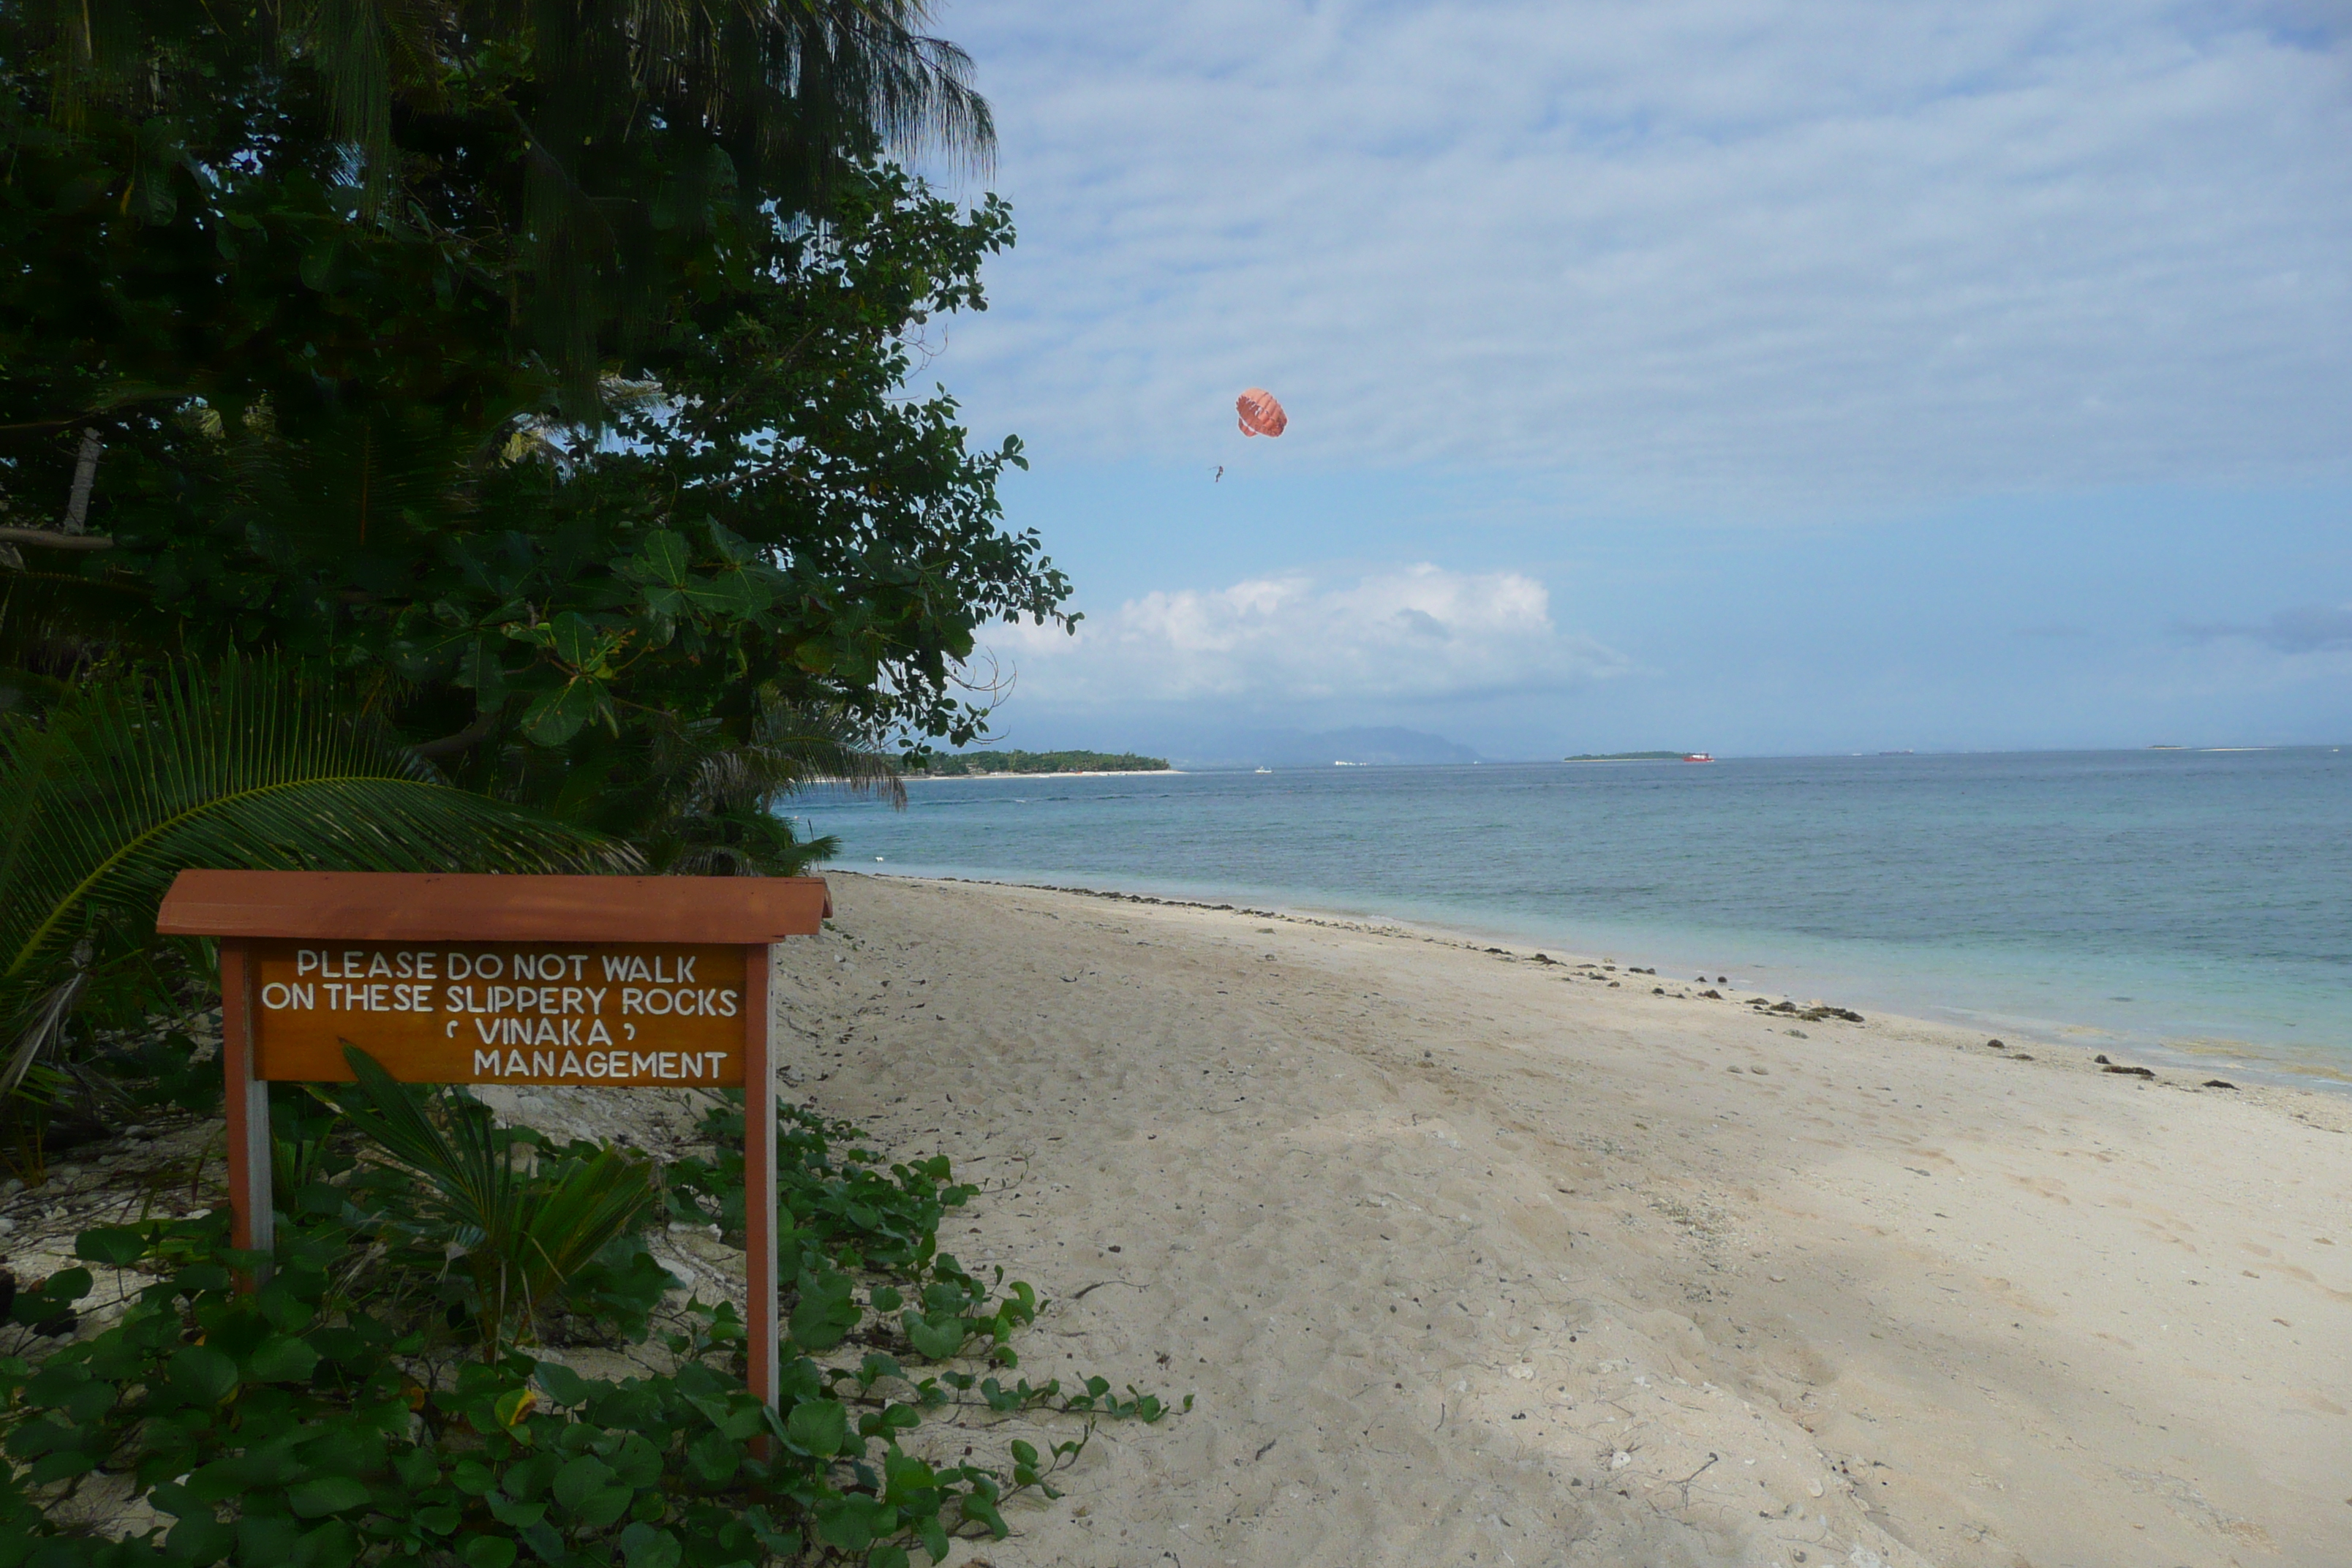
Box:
295, 948, 442, 980
258, 948, 739, 1060
600, 954, 698, 984
467, 1047, 728, 1080
248, 941, 747, 1085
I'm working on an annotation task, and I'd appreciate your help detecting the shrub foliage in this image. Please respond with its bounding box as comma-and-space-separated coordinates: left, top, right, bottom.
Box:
0, 1086, 1177, 1565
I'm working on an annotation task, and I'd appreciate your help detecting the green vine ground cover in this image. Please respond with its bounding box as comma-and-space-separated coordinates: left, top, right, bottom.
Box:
0, 1078, 1180, 1567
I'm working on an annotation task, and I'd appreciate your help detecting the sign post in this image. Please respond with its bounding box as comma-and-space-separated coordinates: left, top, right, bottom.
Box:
157, 870, 831, 1411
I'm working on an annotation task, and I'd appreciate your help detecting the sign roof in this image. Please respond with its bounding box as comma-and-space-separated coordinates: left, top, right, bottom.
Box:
156, 870, 831, 943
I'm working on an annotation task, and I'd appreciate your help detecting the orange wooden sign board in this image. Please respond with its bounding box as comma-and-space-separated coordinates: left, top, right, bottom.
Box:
156, 870, 832, 1412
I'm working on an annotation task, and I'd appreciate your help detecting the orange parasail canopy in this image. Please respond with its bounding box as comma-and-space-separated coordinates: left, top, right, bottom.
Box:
1236, 387, 1288, 437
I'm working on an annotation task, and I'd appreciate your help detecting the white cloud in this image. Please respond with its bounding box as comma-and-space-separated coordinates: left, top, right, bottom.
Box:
987, 564, 1627, 708
2183, 603, 2352, 652
932, 1, 2352, 508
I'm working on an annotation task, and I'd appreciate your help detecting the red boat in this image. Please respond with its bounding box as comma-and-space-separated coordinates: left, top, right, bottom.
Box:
1681, 753, 1714, 763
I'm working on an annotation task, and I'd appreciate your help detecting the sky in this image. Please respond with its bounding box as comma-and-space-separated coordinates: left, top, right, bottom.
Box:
909, 0, 2351, 761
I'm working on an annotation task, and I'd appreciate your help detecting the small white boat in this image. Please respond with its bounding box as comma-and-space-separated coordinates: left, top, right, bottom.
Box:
1681, 753, 1714, 763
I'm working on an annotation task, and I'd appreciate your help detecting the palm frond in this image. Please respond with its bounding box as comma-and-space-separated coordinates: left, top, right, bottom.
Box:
335, 1045, 658, 1353
0, 656, 636, 1090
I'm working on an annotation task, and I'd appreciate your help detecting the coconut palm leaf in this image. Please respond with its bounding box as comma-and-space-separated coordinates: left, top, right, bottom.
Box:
0, 655, 634, 1090
627, 694, 897, 874
333, 1044, 660, 1354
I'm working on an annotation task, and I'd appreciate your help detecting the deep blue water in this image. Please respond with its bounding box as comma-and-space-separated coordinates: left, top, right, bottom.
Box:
799, 749, 2352, 1080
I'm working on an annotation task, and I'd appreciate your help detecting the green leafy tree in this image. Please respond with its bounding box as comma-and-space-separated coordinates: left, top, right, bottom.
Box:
0, 1, 1071, 845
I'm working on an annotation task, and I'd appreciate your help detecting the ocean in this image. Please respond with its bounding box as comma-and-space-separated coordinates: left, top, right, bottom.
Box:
799, 747, 2352, 1084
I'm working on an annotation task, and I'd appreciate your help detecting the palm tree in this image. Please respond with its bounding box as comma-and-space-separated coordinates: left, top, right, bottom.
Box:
0, 656, 630, 1121
635, 693, 906, 876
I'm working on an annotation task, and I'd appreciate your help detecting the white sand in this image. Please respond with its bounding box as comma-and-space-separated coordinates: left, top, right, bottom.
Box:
780, 872, 2352, 1568
7, 870, 2344, 1564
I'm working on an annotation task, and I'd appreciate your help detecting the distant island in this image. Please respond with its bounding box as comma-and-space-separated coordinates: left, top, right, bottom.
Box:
1563, 750, 1688, 762
911, 749, 1173, 777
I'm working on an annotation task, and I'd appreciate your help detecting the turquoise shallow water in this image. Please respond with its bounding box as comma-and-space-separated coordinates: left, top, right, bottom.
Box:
801, 748, 2352, 1082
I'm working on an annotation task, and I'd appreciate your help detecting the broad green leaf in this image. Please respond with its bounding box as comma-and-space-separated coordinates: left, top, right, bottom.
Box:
459, 1536, 518, 1568
244, 1334, 319, 1384
574, 1483, 634, 1530
704, 519, 755, 565
534, 1362, 589, 1406
164, 1514, 235, 1564
881, 1447, 935, 1504
29, 1450, 97, 1483
785, 1398, 848, 1458
293, 1519, 358, 1567
789, 1267, 859, 1352
167, 1346, 239, 1404
551, 1455, 616, 1512
682, 569, 771, 618
10, 1267, 91, 1324
298, 240, 338, 290
608, 1433, 662, 1488
547, 611, 603, 671
902, 1313, 965, 1361
287, 1475, 371, 1518
519, 679, 605, 746
75, 1226, 148, 1265
635, 530, 690, 587
685, 1429, 739, 1484
619, 1523, 682, 1568
813, 1493, 891, 1553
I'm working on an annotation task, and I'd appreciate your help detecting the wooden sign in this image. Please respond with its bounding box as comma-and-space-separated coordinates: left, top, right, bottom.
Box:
156, 870, 832, 1411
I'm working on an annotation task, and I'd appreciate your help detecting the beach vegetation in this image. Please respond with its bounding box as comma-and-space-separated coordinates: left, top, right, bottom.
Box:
0, 1076, 1176, 1564
0, 0, 1071, 841
0, 657, 621, 1177
0, 12, 1152, 1553
0, 0, 1064, 1131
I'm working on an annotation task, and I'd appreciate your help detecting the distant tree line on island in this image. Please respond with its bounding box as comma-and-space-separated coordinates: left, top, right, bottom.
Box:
913, 749, 1171, 776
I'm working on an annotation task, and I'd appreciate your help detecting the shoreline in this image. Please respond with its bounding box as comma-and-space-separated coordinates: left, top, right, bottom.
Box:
7, 873, 2342, 1565
799, 874, 2352, 1566
860, 867, 2349, 1095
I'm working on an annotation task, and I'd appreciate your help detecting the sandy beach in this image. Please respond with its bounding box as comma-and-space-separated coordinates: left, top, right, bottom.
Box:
777, 872, 2352, 1568
7, 869, 2345, 1567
